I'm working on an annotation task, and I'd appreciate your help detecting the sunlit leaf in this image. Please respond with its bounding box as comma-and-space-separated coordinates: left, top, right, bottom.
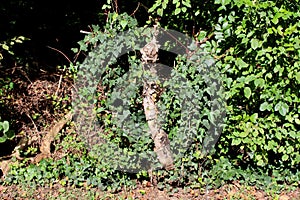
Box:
244, 87, 251, 99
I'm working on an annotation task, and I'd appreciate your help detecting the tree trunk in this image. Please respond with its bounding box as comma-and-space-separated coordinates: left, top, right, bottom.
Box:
140, 26, 174, 170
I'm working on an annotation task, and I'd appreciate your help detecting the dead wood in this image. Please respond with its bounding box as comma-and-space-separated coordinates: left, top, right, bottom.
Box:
140, 26, 174, 170
33, 110, 73, 163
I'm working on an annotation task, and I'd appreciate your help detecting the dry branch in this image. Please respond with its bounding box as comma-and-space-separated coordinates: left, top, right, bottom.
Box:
33, 110, 73, 163
140, 26, 174, 170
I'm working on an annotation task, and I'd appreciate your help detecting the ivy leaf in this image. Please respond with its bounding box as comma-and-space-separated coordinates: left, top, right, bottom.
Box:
250, 38, 260, 50
208, 112, 216, 125
250, 113, 258, 123
276, 132, 282, 140
244, 87, 251, 99
120, 20, 128, 29
236, 58, 249, 69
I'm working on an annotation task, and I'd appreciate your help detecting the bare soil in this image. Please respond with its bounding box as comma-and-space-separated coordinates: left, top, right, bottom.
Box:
0, 181, 299, 200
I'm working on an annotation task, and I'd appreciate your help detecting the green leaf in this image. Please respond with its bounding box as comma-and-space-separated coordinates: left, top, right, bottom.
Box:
272, 16, 279, 24
257, 159, 264, 166
18, 36, 26, 40
236, 58, 249, 69
148, 6, 155, 13
2, 121, 9, 133
182, 1, 191, 7
253, 130, 259, 137
259, 102, 269, 111
250, 113, 258, 123
286, 146, 294, 154
6, 130, 15, 140
274, 102, 289, 116
278, 145, 285, 153
139, 189, 146, 195
15, 39, 23, 43
2, 44, 9, 51
174, 8, 181, 15
120, 20, 128, 29
162, 1, 167, 9
254, 78, 265, 88
239, 130, 249, 138
277, 25, 284, 36
232, 138, 241, 145
296, 72, 300, 83
208, 112, 215, 125
197, 31, 207, 41
0, 136, 7, 143
244, 87, 251, 99
282, 154, 289, 161
157, 8, 163, 16
250, 38, 260, 50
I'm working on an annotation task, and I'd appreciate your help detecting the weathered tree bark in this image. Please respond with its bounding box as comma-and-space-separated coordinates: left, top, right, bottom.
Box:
33, 110, 73, 163
140, 26, 174, 170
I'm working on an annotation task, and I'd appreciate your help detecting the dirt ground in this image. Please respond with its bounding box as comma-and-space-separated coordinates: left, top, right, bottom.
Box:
0, 181, 299, 200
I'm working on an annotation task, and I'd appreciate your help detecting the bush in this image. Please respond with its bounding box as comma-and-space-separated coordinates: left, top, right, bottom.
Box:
211, 0, 300, 171
4, 0, 300, 192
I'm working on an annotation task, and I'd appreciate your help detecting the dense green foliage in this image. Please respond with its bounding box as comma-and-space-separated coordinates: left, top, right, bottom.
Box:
148, 0, 300, 182
213, 0, 300, 170
1, 0, 299, 195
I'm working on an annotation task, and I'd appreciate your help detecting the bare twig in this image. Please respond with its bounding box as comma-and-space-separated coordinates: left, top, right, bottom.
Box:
73, 50, 81, 63
196, 32, 214, 45
55, 74, 63, 97
17, 65, 32, 83
130, 2, 140, 16
213, 47, 232, 60
139, 3, 149, 11
80, 30, 92, 34
160, 29, 190, 54
113, 0, 119, 13
26, 113, 38, 133
46, 46, 72, 64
